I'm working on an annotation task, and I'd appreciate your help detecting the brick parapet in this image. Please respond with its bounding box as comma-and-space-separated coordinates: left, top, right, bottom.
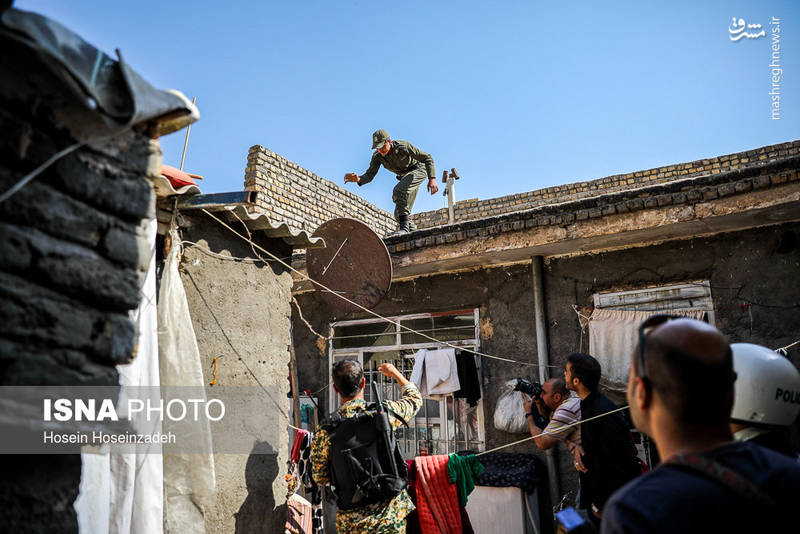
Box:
410, 140, 800, 229
244, 145, 396, 235
388, 154, 800, 253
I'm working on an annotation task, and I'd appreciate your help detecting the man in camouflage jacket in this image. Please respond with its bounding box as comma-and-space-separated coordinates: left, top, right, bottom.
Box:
311, 360, 422, 534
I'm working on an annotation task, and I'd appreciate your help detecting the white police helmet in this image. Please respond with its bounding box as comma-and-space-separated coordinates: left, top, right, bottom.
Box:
730, 343, 800, 426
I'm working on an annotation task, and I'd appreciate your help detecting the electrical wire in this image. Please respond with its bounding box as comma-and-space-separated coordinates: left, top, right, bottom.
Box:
475, 405, 629, 457
0, 142, 84, 204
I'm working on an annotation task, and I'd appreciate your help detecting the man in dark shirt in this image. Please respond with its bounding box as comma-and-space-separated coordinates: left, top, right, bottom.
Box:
345, 129, 438, 235
601, 317, 800, 533
564, 353, 641, 523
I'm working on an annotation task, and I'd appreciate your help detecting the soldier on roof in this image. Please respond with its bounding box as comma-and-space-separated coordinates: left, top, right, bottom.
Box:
345, 129, 438, 236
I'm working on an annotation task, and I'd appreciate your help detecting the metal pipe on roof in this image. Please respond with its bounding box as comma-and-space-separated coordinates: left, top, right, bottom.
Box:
531, 255, 561, 512
179, 96, 197, 170
177, 191, 257, 210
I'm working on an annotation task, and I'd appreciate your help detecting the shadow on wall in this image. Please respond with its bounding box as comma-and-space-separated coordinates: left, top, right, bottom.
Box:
235, 442, 284, 534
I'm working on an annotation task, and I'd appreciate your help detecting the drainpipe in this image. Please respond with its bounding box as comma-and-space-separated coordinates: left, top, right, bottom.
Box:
531, 255, 561, 513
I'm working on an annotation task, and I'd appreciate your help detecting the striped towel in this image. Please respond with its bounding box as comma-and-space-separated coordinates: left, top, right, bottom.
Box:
285, 492, 313, 534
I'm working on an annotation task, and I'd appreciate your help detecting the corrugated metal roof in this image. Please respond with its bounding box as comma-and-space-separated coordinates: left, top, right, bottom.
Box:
156, 191, 324, 250
206, 205, 325, 249
153, 175, 201, 197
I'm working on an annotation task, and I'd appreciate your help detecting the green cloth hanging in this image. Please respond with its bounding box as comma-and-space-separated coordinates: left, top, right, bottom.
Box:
447, 453, 485, 506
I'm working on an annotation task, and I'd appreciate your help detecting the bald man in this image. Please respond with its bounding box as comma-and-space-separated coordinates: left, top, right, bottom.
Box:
601, 316, 800, 533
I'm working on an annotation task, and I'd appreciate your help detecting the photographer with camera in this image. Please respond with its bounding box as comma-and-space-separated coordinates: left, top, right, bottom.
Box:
518, 378, 582, 454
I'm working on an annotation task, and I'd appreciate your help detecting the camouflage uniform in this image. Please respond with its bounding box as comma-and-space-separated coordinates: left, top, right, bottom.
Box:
311, 383, 423, 534
358, 139, 436, 224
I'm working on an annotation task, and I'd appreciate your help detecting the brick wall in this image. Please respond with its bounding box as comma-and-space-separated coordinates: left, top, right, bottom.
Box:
244, 145, 396, 236
411, 140, 800, 229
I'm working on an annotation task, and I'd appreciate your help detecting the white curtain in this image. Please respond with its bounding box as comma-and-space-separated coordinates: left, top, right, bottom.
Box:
589, 309, 706, 391
158, 229, 216, 533
75, 217, 165, 534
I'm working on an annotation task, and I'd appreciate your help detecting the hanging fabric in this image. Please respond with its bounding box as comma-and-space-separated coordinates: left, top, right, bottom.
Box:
453, 350, 481, 407
415, 455, 463, 534
285, 493, 313, 534
159, 228, 216, 533
75, 218, 165, 534
410, 348, 461, 399
589, 308, 705, 392
447, 454, 485, 507
286, 429, 324, 534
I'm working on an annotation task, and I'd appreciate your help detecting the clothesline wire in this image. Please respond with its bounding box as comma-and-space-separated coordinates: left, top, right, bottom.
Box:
202, 208, 559, 369
181, 240, 291, 264
776, 339, 799, 353
292, 296, 331, 341
475, 405, 630, 457
0, 141, 84, 204
180, 260, 302, 432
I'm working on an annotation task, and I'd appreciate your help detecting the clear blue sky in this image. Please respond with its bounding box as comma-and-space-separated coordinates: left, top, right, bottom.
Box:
15, 0, 799, 215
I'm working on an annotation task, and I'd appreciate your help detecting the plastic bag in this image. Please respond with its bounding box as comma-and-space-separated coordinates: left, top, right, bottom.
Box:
493, 379, 529, 434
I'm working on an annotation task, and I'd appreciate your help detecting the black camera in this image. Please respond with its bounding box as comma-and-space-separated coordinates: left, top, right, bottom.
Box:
514, 378, 543, 399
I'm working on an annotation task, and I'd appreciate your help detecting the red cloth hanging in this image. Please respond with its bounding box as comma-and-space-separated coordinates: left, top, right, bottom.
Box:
291, 429, 308, 463
415, 454, 463, 534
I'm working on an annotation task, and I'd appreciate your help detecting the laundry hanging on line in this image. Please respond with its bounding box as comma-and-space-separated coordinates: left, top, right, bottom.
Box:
410, 454, 466, 534
285, 429, 324, 534
447, 453, 485, 507
453, 349, 481, 407
285, 493, 313, 534
410, 348, 461, 399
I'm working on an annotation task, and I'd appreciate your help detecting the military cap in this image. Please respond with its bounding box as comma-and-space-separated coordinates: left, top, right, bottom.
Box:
371, 129, 390, 150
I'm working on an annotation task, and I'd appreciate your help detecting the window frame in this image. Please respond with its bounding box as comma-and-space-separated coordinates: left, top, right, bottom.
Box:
593, 280, 716, 324
327, 308, 485, 456
591, 279, 715, 469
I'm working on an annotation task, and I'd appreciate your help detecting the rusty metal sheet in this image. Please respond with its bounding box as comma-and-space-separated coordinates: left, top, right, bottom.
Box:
306, 218, 392, 313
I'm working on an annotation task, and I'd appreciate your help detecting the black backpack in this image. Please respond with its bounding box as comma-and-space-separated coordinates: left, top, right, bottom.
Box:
321, 400, 409, 510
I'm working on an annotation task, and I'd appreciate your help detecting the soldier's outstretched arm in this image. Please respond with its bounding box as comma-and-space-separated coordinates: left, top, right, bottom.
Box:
355, 152, 382, 186
378, 363, 423, 428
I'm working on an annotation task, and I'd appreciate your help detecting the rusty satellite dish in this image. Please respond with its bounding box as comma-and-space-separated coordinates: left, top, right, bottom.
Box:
306, 218, 392, 313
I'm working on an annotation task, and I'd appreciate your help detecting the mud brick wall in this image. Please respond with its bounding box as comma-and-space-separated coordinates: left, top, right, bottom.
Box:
411, 140, 800, 229
244, 145, 396, 236
0, 32, 158, 531
0, 124, 157, 387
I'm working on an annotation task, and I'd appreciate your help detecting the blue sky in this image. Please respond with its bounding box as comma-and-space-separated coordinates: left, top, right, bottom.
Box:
15, 0, 799, 215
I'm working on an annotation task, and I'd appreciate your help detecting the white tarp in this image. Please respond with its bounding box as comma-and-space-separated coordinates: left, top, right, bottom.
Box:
158, 229, 216, 533
589, 308, 706, 391
75, 217, 164, 534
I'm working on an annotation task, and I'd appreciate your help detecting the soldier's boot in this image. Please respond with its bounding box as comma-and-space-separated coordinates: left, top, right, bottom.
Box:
386, 216, 411, 237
